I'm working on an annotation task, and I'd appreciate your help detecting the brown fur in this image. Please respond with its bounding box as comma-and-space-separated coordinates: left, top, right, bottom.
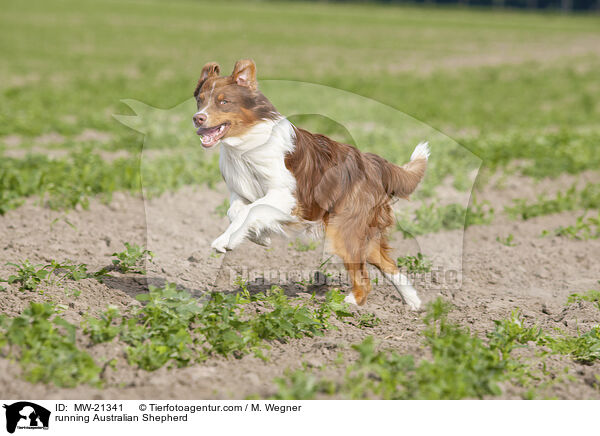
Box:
285, 127, 427, 305
193, 60, 278, 139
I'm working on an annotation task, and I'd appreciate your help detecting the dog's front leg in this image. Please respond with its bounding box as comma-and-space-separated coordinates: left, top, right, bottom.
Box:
210, 205, 267, 253
227, 192, 248, 223
211, 193, 248, 252
212, 189, 295, 252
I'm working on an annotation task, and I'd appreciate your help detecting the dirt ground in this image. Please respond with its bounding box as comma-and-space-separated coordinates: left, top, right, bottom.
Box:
0, 170, 599, 400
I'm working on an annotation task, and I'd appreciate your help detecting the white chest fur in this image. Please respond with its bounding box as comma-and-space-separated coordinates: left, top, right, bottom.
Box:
219, 119, 297, 203
209, 119, 299, 253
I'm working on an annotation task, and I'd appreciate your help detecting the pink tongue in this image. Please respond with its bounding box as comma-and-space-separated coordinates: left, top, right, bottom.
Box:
199, 127, 221, 147
201, 134, 219, 147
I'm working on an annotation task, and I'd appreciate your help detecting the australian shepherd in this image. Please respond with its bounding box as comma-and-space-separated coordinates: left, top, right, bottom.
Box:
192, 59, 429, 309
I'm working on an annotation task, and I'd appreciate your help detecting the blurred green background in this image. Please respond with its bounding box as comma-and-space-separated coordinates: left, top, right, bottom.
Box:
0, 0, 599, 211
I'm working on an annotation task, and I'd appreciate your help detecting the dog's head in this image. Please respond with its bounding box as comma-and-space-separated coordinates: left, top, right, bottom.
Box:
192, 59, 278, 148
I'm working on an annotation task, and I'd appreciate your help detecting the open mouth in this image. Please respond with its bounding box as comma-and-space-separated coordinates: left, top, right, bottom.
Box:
196, 122, 230, 148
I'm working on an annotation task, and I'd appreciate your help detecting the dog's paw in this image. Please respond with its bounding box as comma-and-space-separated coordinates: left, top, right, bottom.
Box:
385, 272, 422, 311
401, 286, 422, 311
226, 231, 246, 251
344, 293, 358, 305
211, 233, 231, 253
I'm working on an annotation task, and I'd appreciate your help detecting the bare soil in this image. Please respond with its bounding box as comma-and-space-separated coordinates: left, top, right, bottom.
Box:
0, 171, 599, 400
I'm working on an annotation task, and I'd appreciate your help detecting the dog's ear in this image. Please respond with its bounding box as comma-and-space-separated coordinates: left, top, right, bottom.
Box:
194, 62, 220, 97
231, 59, 257, 89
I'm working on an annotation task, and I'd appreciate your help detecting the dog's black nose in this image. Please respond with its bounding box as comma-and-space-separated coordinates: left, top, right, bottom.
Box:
193, 113, 207, 126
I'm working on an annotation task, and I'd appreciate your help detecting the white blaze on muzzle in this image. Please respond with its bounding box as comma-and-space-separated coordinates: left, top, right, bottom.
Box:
193, 81, 217, 127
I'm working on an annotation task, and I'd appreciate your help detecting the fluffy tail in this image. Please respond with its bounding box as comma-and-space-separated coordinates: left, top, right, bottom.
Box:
381, 142, 429, 199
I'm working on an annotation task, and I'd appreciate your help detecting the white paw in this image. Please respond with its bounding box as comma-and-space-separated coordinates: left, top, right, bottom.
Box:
226, 231, 245, 250
344, 293, 358, 305
384, 272, 422, 311
211, 233, 231, 253
401, 286, 422, 311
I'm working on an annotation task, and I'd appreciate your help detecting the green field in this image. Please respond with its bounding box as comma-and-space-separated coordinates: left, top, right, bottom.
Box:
1, 0, 600, 400
1, 0, 599, 210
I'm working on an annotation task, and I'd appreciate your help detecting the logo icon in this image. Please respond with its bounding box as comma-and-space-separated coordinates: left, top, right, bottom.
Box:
2, 402, 50, 434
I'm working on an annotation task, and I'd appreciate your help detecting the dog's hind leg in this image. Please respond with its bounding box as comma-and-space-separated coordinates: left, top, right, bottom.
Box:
325, 222, 371, 306
366, 237, 421, 310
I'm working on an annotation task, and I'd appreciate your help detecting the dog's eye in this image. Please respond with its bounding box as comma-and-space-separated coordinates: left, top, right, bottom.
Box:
220, 99, 229, 105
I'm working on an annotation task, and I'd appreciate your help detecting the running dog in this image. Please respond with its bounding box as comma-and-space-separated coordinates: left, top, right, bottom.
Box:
192, 59, 429, 308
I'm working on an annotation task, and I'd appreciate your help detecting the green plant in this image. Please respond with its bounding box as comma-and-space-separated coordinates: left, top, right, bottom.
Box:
354, 312, 381, 329
85, 285, 355, 371
46, 259, 109, 282
496, 233, 516, 246
396, 200, 493, 238
83, 305, 122, 344
111, 242, 154, 274
272, 300, 546, 400
0, 149, 222, 215
0, 259, 109, 292
397, 203, 460, 237
541, 327, 600, 364
505, 184, 600, 221
244, 288, 326, 344
271, 366, 336, 400
505, 185, 578, 220
196, 287, 351, 360
289, 238, 318, 252
487, 310, 543, 358
65, 288, 82, 298
466, 199, 495, 227
214, 198, 229, 218
233, 275, 248, 291
542, 213, 600, 240
318, 256, 334, 278
0, 302, 102, 387
123, 284, 201, 370
85, 284, 205, 370
567, 290, 600, 310
1, 260, 49, 292
534, 291, 600, 364
396, 253, 432, 273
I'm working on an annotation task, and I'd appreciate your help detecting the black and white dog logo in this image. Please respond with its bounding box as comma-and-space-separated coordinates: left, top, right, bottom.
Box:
2, 402, 50, 434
